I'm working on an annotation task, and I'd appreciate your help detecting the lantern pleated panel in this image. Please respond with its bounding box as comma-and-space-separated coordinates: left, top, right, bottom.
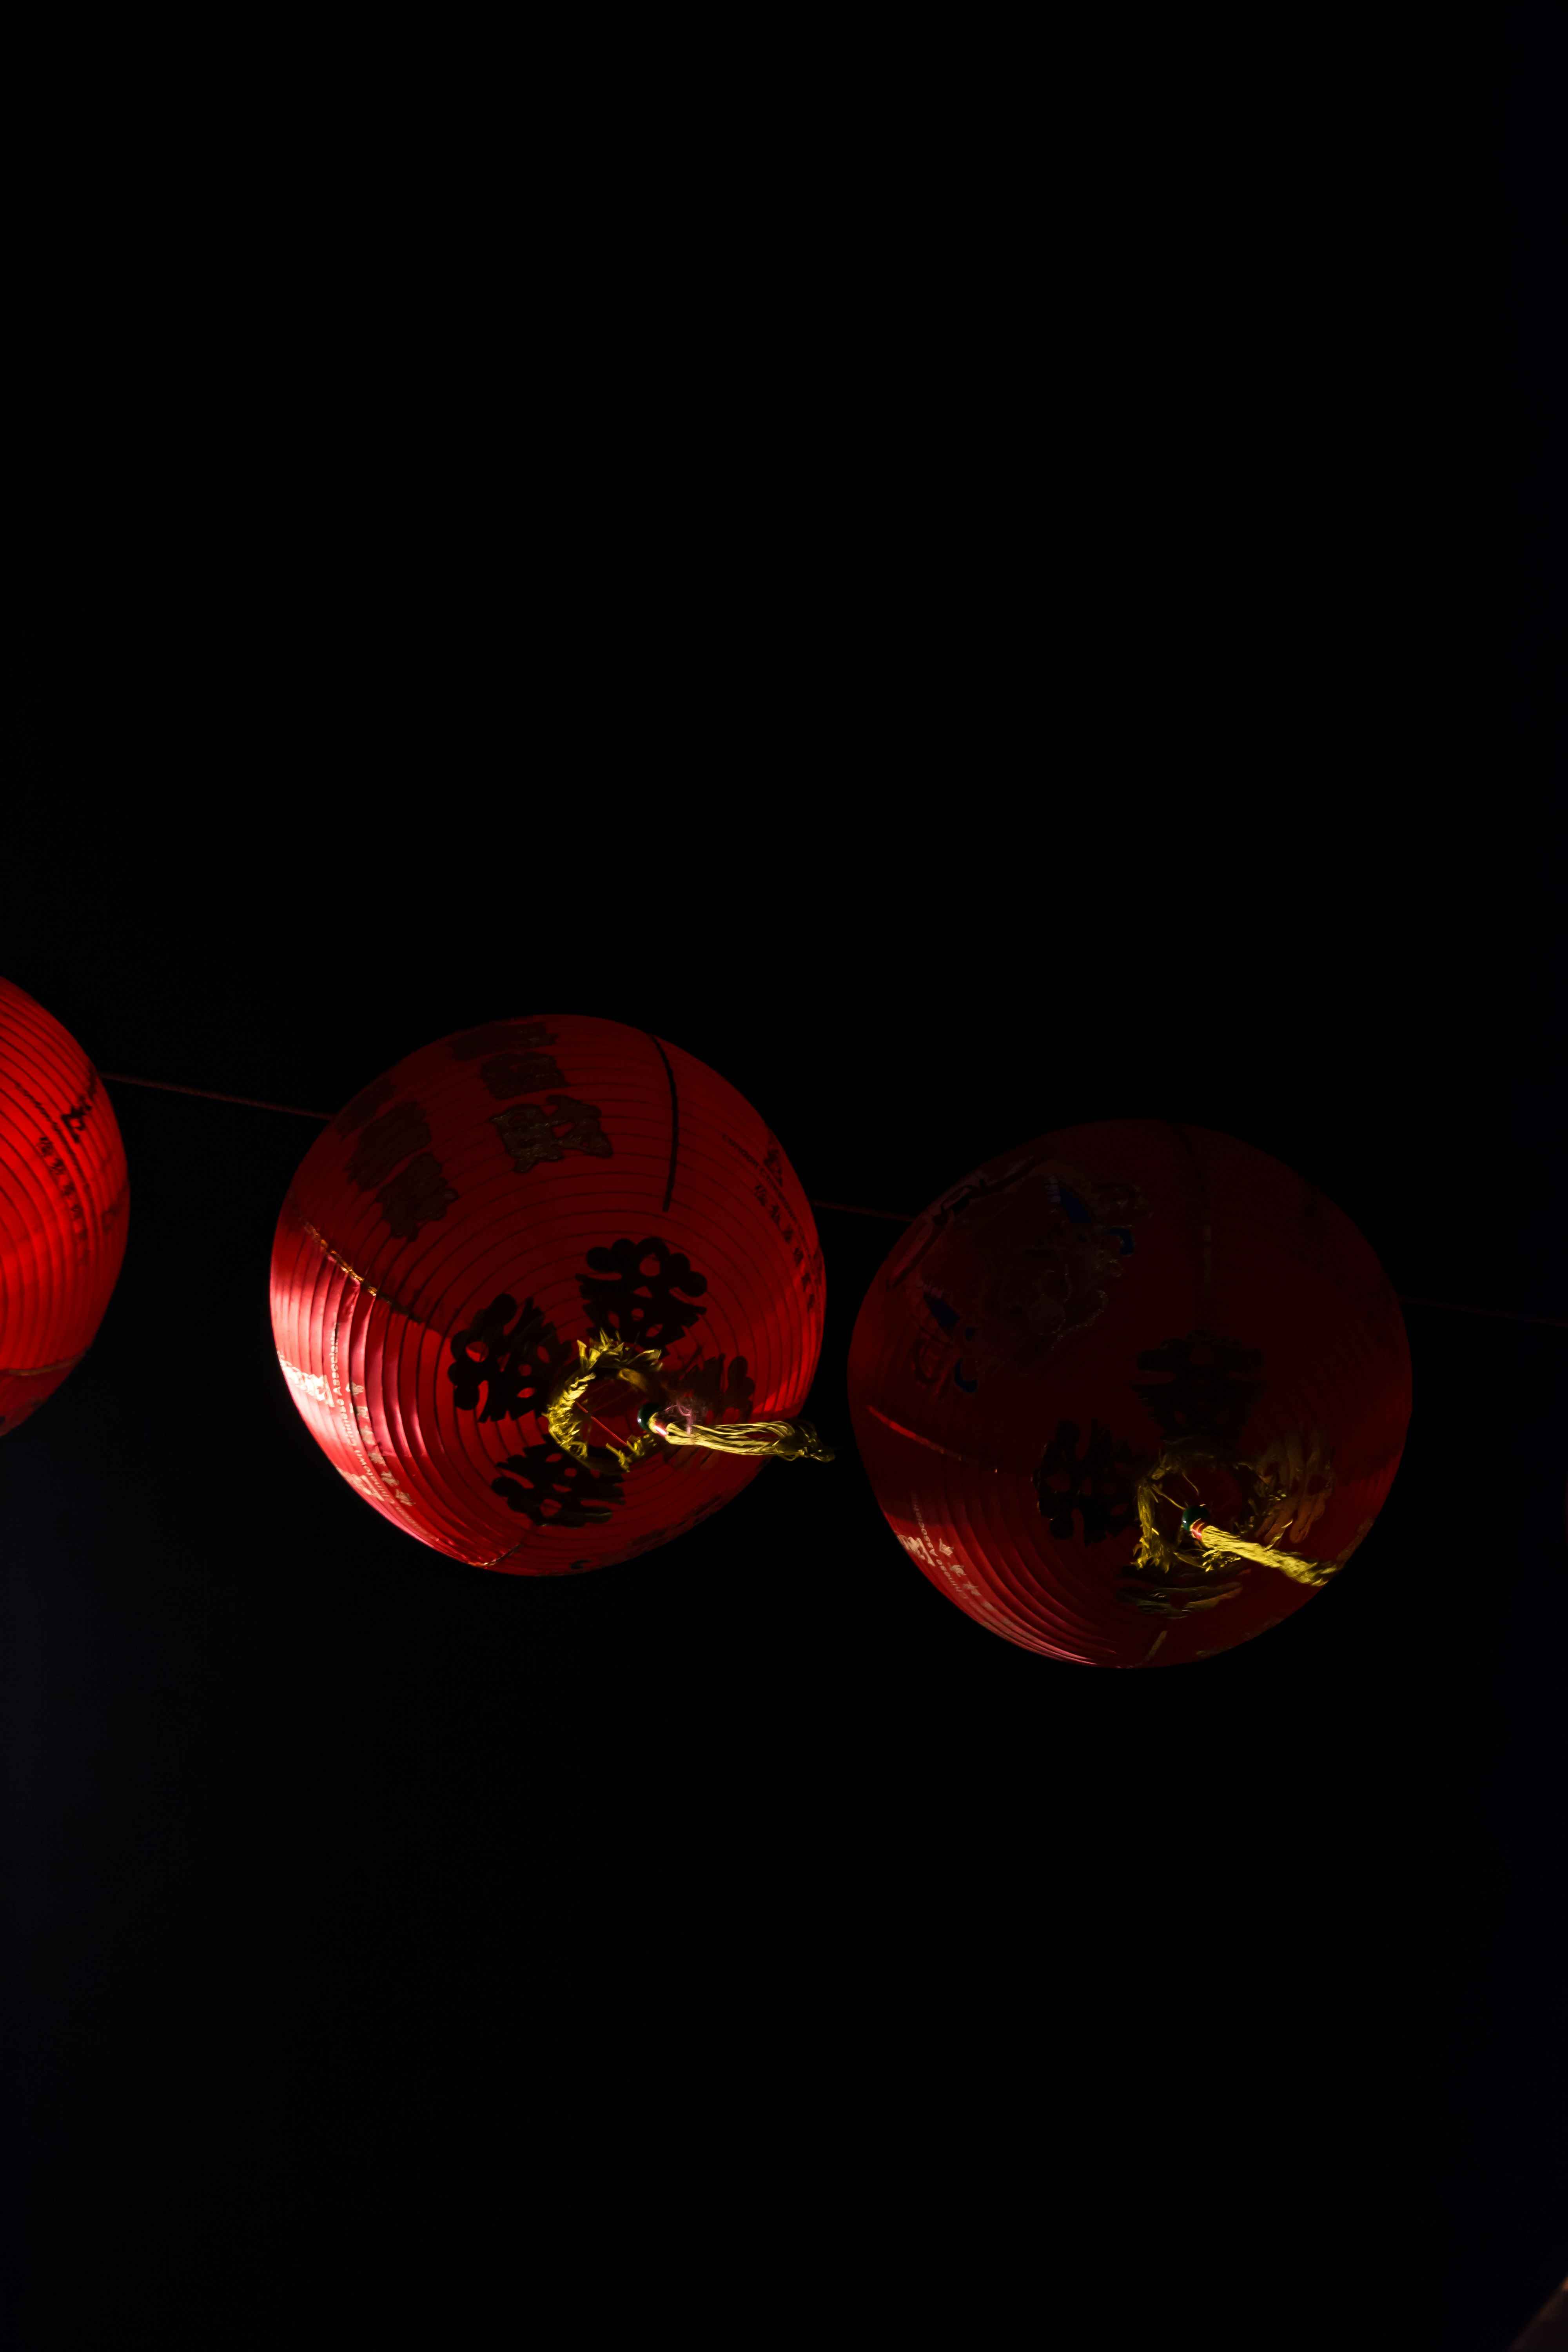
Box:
849, 1121, 1410, 1668
270, 1015, 825, 1573
0, 977, 130, 1434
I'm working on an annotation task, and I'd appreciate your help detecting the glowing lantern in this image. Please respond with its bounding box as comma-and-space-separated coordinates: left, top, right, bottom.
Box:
848, 1121, 1410, 1667
0, 977, 129, 1434
270, 1015, 829, 1573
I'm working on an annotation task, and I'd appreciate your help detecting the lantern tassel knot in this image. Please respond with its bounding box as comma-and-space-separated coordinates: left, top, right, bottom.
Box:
544, 1332, 666, 1474
1127, 1437, 1338, 1599
545, 1330, 834, 1472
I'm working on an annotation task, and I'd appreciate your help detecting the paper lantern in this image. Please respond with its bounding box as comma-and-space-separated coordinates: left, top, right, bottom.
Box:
0, 977, 129, 1434
849, 1120, 1410, 1667
270, 1015, 828, 1573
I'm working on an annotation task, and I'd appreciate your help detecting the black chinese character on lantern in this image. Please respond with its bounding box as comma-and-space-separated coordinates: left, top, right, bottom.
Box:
491, 1443, 624, 1528
1033, 1417, 1142, 1543
348, 1101, 431, 1189
490, 1096, 612, 1175
1132, 1330, 1265, 1445
377, 1152, 459, 1240
448, 1294, 573, 1423
334, 1073, 398, 1138
339, 1096, 457, 1240
578, 1236, 708, 1350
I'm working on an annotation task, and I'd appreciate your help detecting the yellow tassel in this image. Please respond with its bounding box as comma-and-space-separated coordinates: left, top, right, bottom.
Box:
1129, 1437, 1338, 1593
543, 1330, 834, 1470
1187, 1519, 1334, 1588
647, 1412, 834, 1464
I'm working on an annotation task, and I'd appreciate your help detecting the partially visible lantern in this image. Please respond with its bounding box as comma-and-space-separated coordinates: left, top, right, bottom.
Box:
270, 1015, 828, 1573
0, 978, 129, 1434
849, 1121, 1410, 1667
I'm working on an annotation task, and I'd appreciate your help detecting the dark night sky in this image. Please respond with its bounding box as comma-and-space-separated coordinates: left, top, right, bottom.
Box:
7, 9, 1566, 2348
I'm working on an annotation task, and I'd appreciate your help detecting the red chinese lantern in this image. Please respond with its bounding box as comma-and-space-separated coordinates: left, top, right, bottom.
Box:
0, 977, 129, 1435
849, 1121, 1411, 1667
270, 1015, 829, 1573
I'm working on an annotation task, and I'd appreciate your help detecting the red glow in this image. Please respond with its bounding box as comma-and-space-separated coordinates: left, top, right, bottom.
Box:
0, 978, 129, 1435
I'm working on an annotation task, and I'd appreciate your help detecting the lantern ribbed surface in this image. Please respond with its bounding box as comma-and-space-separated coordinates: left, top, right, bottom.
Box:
849, 1121, 1411, 1667
0, 977, 129, 1435
270, 1014, 825, 1573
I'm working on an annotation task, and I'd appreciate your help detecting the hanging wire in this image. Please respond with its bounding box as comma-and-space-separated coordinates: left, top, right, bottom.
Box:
96, 1072, 1566, 1330
802, 1198, 918, 1224
99, 1073, 336, 1120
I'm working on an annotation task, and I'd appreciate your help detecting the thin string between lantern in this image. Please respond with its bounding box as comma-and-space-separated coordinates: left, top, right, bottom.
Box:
98, 1073, 337, 1121
95, 1071, 1568, 1330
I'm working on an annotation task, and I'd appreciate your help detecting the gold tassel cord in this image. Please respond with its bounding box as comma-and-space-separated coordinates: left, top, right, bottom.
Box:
543, 1330, 834, 1470
1185, 1519, 1335, 1589
1129, 1437, 1338, 1596
646, 1412, 834, 1464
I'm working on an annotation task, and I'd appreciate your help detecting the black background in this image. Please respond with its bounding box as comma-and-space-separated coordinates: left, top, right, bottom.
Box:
7, 8, 1566, 2346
